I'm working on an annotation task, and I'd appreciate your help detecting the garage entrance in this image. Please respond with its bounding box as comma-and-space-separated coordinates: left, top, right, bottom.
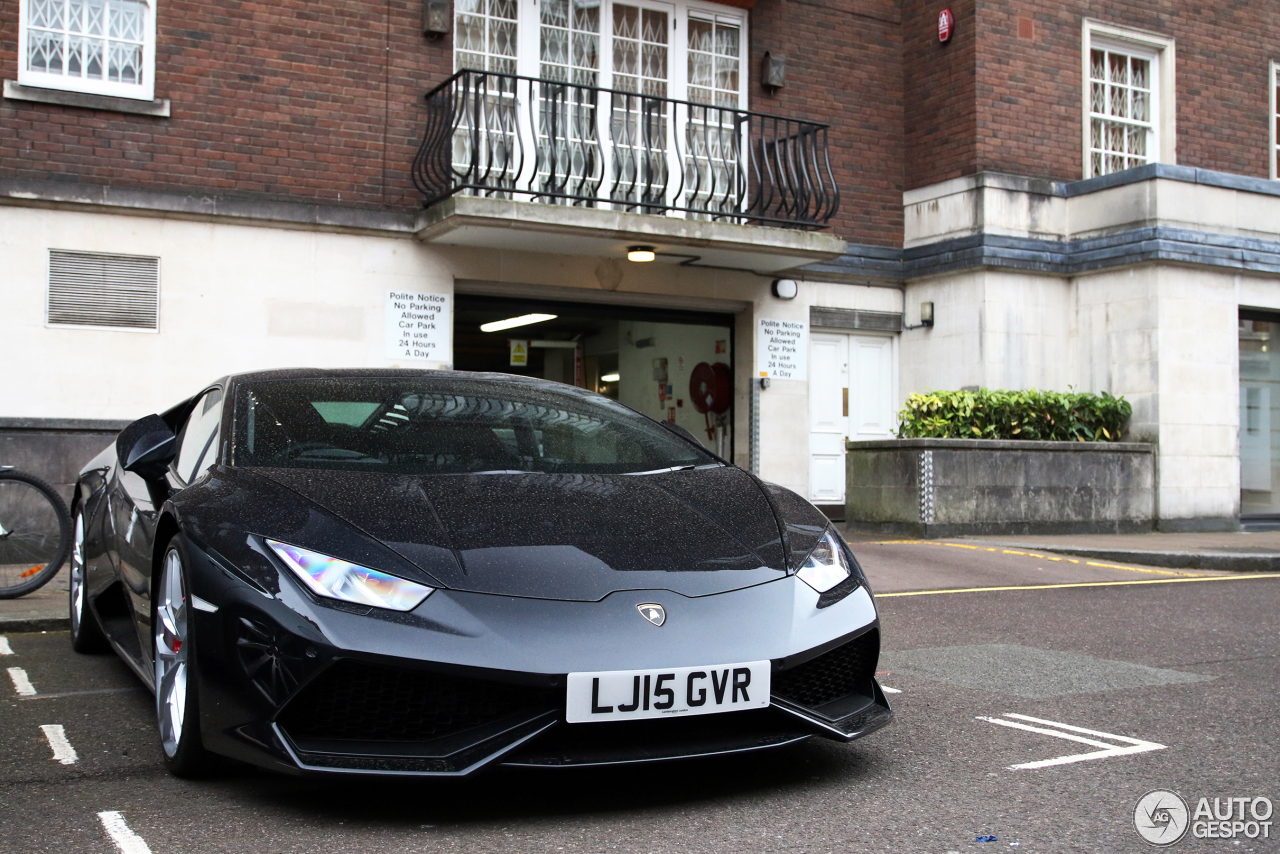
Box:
453, 295, 735, 457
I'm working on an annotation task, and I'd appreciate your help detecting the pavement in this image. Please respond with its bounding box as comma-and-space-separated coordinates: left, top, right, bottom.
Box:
2, 542, 1277, 852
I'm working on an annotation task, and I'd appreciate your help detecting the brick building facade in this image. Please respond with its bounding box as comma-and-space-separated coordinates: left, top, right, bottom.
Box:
5, 1, 1280, 528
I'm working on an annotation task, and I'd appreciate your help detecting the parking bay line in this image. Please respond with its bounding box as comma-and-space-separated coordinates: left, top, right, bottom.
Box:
98, 811, 153, 854
873, 540, 1209, 577
0, 636, 13, 655
877, 573, 1280, 598
977, 712, 1166, 770
39, 724, 78, 765
7, 666, 36, 696
20, 687, 141, 701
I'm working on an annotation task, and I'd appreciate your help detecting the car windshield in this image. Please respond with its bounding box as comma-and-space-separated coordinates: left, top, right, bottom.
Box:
231, 376, 717, 475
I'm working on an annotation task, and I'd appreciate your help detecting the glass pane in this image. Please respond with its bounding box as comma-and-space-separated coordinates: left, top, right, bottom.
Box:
614, 4, 637, 38
687, 18, 712, 53
108, 0, 145, 42
1110, 81, 1126, 118
642, 9, 666, 45
1240, 318, 1280, 516
1127, 125, 1146, 157
1090, 49, 1105, 82
1109, 52, 1126, 85
715, 55, 738, 93
1132, 90, 1149, 122
456, 15, 485, 54
1090, 117, 1102, 149
572, 32, 598, 74
1131, 57, 1149, 90
572, 0, 598, 34
492, 17, 517, 57
541, 0, 567, 28
29, 0, 63, 30
28, 30, 64, 73
490, 0, 517, 20
715, 23, 738, 57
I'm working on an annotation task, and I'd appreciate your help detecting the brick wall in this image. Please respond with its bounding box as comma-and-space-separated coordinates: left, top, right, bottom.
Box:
974, 2, 1280, 184
0, 0, 451, 209
903, 0, 977, 192
748, 0, 904, 246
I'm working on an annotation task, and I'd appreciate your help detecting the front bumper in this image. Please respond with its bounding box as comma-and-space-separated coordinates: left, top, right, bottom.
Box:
187, 539, 893, 776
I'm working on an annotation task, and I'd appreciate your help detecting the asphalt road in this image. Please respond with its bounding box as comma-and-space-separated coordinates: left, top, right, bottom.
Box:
1, 542, 1276, 854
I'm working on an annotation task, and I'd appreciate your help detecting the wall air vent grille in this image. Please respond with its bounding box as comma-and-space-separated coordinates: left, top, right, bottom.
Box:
47, 250, 160, 331
809, 307, 902, 332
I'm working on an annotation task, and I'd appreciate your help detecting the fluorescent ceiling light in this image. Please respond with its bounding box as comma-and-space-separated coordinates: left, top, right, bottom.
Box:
601, 372, 620, 382
480, 313, 557, 333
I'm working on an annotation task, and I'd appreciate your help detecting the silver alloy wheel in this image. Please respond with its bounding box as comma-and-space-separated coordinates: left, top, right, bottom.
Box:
69, 513, 85, 636
155, 547, 189, 758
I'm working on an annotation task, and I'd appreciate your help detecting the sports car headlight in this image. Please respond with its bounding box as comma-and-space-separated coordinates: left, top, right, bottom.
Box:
796, 529, 858, 594
266, 540, 433, 611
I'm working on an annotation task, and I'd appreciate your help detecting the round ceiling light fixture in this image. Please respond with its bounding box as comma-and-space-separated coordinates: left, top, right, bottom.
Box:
627, 245, 656, 263
771, 278, 799, 300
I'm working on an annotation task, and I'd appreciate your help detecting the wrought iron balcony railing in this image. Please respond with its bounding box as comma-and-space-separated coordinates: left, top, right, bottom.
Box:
413, 70, 839, 230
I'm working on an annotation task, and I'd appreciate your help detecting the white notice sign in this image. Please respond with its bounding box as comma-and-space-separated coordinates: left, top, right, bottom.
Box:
386, 291, 451, 362
757, 318, 808, 380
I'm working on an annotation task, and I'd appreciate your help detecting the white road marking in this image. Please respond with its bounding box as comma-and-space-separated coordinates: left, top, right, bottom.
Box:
7, 666, 36, 696
881, 686, 902, 694
977, 712, 1166, 770
39, 724, 78, 764
0, 636, 13, 655
98, 811, 153, 854
21, 687, 141, 701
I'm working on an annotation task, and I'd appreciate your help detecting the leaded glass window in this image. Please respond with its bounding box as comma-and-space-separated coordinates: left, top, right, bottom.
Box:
20, 0, 153, 99
1088, 46, 1154, 177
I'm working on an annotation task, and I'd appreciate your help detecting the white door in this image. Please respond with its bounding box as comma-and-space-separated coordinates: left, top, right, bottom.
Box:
808, 333, 847, 503
808, 332, 896, 503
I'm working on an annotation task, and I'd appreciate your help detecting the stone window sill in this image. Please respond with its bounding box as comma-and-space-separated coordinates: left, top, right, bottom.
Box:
3, 81, 170, 117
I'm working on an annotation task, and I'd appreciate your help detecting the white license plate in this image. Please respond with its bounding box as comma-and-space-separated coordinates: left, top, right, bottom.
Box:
566, 661, 771, 723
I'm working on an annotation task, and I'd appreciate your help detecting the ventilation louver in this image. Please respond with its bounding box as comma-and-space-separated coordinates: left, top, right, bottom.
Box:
809, 307, 902, 333
47, 250, 160, 331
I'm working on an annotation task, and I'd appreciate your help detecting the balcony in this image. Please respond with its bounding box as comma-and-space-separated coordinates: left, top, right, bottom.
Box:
411, 70, 846, 272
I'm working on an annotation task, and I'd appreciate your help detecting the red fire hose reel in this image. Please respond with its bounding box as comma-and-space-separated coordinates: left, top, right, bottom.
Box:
690, 362, 731, 440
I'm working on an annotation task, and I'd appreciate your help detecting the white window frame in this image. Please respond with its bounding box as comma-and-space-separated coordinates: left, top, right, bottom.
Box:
455, 0, 748, 109
1081, 19, 1175, 179
1271, 60, 1279, 180
17, 0, 157, 101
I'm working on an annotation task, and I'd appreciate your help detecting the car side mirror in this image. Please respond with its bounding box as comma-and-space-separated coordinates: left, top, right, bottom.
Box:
117, 414, 178, 482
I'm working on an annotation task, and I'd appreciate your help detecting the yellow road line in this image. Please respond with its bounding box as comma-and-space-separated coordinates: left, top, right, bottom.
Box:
869, 540, 1208, 577
877, 573, 1280, 597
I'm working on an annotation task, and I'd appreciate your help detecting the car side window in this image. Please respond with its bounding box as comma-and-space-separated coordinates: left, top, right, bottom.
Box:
173, 389, 224, 484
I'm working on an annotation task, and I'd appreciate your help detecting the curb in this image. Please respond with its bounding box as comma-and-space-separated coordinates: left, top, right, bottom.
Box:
991, 544, 1280, 573
0, 616, 70, 633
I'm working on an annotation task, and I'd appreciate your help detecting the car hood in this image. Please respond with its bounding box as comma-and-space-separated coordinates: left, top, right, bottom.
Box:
254, 465, 790, 602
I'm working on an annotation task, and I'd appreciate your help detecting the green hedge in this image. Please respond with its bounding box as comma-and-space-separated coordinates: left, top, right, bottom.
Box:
897, 388, 1132, 442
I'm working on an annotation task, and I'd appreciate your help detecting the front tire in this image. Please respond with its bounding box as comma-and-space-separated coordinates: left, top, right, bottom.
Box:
155, 538, 214, 777
69, 510, 108, 653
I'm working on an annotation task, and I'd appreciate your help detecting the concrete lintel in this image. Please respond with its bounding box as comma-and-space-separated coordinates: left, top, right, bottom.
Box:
415, 195, 847, 273
0, 178, 420, 236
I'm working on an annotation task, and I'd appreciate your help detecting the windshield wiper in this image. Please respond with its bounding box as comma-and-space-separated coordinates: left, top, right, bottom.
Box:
623, 464, 699, 476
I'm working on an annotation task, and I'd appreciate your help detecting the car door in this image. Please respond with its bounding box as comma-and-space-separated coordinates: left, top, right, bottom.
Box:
104, 387, 223, 673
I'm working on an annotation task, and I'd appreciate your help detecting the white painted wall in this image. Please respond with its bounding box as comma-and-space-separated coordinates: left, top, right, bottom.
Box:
0, 206, 453, 420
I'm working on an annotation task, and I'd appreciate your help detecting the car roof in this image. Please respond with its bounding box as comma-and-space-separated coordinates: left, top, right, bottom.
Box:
221, 368, 591, 393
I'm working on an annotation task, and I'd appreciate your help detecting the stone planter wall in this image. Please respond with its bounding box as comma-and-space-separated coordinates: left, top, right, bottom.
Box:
845, 438, 1156, 537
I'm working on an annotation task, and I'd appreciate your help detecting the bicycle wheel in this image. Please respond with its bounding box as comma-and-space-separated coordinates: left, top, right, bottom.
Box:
0, 470, 73, 598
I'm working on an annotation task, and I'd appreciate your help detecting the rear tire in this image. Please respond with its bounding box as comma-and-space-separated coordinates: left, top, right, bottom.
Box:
155, 537, 215, 777
69, 509, 108, 653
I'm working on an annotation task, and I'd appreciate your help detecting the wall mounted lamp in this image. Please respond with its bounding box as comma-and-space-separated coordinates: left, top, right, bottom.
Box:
422, 0, 449, 38
771, 278, 798, 299
904, 301, 935, 330
627, 245, 656, 262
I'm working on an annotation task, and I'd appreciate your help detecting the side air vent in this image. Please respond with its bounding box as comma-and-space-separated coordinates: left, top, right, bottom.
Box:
46, 249, 160, 331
